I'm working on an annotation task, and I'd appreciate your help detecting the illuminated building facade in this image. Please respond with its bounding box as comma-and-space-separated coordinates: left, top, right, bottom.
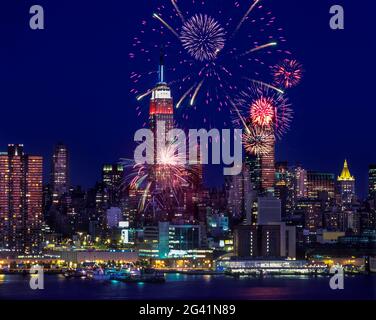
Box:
233, 223, 296, 259
306, 171, 335, 200
51, 143, 69, 204
337, 159, 355, 204
158, 222, 204, 258
245, 154, 262, 193
225, 164, 254, 220
368, 164, 376, 199
260, 141, 275, 193
0, 144, 43, 254
148, 52, 176, 197
275, 162, 295, 218
102, 164, 124, 206
294, 166, 308, 199
297, 199, 323, 231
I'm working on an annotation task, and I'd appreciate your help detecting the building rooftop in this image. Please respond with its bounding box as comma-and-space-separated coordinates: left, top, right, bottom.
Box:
338, 159, 355, 181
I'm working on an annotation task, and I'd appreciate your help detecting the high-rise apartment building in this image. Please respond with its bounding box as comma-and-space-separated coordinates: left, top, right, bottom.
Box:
0, 144, 43, 254
226, 164, 255, 220
51, 143, 69, 204
102, 164, 124, 206
260, 141, 275, 193
368, 164, 376, 199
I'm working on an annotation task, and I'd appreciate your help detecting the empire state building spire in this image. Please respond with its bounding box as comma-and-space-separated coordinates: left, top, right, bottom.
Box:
158, 46, 165, 83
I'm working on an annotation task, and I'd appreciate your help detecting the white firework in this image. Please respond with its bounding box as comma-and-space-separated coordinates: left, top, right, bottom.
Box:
180, 14, 226, 62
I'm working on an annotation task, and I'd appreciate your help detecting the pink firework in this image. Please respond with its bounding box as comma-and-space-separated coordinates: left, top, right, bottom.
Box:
250, 97, 275, 127
272, 59, 303, 88
234, 83, 293, 140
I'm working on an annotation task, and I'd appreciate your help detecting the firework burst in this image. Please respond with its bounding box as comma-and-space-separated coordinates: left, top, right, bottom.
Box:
243, 125, 274, 156
272, 59, 303, 89
131, 0, 293, 126
180, 14, 226, 62
121, 137, 195, 214
234, 83, 293, 140
250, 96, 275, 127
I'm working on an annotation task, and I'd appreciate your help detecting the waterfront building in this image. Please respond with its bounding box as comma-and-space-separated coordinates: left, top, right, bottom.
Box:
50, 249, 138, 264
0, 144, 43, 254
234, 196, 296, 259
215, 257, 325, 275
158, 222, 204, 258
234, 223, 296, 259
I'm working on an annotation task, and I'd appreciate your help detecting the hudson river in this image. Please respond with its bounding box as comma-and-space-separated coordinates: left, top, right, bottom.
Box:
0, 274, 375, 300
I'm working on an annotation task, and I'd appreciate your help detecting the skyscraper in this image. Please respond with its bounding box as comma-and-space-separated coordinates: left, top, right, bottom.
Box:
294, 166, 308, 199
51, 143, 69, 204
260, 141, 275, 193
368, 164, 376, 199
149, 51, 174, 190
226, 164, 255, 220
337, 159, 355, 204
102, 164, 124, 206
0, 144, 43, 254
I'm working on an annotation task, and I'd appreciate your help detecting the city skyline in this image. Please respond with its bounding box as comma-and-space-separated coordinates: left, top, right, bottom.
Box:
1, 0, 375, 197
1, 0, 376, 303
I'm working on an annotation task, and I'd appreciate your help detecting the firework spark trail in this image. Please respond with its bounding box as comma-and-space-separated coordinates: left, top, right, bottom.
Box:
232, 0, 261, 37
241, 42, 278, 57
176, 85, 195, 109
153, 13, 180, 38
139, 181, 152, 212
249, 79, 284, 94
136, 89, 153, 101
230, 99, 251, 134
190, 80, 204, 106
171, 0, 185, 23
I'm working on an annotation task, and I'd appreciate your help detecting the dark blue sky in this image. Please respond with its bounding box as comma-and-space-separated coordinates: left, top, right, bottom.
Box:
0, 0, 375, 197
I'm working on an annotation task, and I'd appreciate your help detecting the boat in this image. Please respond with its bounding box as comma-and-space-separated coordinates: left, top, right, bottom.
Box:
87, 267, 112, 281
110, 267, 165, 283
63, 268, 88, 279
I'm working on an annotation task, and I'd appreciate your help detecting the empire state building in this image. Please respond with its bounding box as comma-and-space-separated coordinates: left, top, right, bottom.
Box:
149, 52, 174, 140
149, 52, 174, 191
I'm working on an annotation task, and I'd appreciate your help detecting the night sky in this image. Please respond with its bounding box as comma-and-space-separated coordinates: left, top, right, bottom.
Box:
0, 0, 375, 197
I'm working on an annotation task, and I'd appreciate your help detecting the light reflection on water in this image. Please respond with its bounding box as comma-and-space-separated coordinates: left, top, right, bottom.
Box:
0, 273, 375, 300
